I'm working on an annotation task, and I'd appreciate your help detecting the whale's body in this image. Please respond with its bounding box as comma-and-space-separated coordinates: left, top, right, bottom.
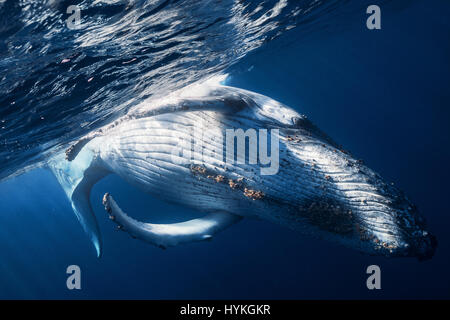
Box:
50, 81, 436, 260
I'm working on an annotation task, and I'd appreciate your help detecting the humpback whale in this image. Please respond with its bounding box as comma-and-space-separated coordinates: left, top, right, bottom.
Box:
49, 79, 437, 260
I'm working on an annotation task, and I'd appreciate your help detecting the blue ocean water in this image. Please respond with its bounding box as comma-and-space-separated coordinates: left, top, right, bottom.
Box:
0, 0, 449, 299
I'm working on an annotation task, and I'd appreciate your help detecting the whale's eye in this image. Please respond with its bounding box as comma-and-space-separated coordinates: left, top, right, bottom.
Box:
291, 116, 306, 127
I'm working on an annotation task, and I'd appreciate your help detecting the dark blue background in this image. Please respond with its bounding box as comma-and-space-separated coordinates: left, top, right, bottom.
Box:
0, 0, 449, 299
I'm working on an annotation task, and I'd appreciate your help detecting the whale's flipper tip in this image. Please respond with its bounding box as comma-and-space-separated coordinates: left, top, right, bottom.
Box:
94, 239, 102, 258
202, 235, 213, 241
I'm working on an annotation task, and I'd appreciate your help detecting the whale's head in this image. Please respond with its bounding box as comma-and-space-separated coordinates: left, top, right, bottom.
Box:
278, 116, 437, 260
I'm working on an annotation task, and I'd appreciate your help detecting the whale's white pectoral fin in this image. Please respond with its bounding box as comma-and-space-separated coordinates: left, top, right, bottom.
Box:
102, 193, 242, 248
49, 146, 109, 257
